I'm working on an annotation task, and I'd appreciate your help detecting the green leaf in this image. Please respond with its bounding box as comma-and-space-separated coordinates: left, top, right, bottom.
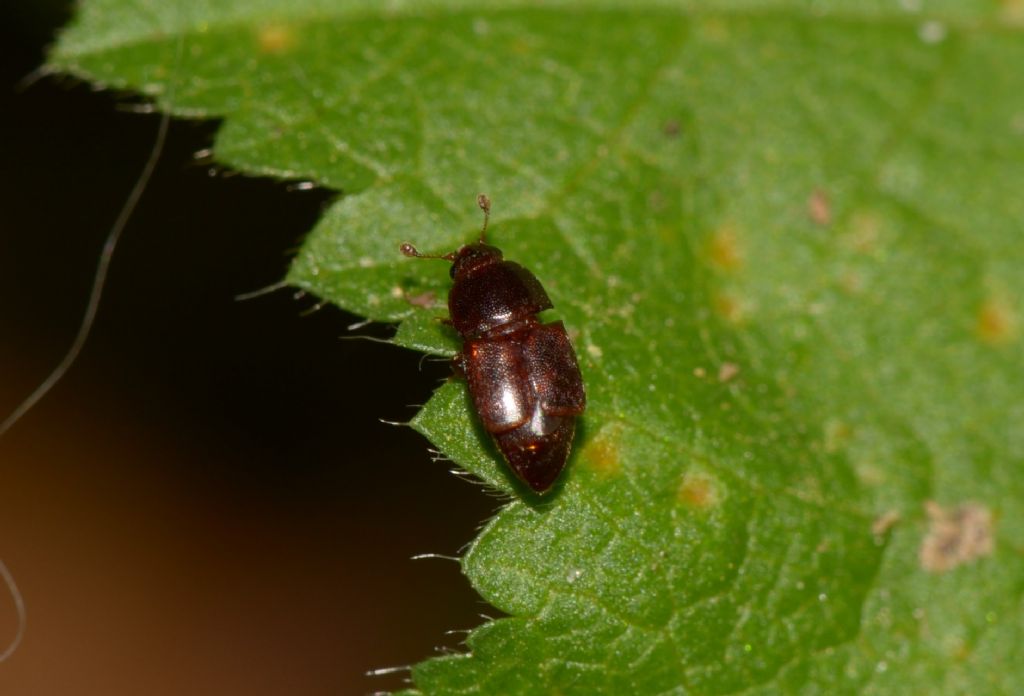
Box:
51, 2, 1024, 693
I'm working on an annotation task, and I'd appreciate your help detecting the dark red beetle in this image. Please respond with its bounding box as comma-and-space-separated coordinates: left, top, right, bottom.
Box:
401, 195, 586, 494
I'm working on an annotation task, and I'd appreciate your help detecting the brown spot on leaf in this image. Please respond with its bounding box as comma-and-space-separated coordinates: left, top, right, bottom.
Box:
872, 510, 901, 536
975, 295, 1018, 345
807, 189, 832, 226
705, 223, 744, 272
662, 120, 681, 137
257, 23, 297, 54
677, 471, 721, 509
717, 362, 740, 383
919, 501, 994, 573
404, 290, 439, 309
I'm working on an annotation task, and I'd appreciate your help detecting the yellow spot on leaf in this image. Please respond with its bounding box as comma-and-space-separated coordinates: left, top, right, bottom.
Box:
705, 223, 744, 272
582, 427, 622, 479
677, 471, 721, 510
698, 17, 730, 42
949, 637, 972, 662
257, 23, 297, 55
1000, 0, 1024, 23
855, 460, 886, 487
511, 37, 535, 55
844, 210, 881, 254
823, 419, 852, 454
712, 291, 749, 325
919, 501, 994, 573
976, 295, 1018, 345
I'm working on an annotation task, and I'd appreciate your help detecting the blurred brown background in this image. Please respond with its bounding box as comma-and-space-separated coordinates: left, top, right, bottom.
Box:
0, 3, 496, 693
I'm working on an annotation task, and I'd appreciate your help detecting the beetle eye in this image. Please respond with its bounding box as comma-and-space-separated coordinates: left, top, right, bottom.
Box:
449, 264, 457, 279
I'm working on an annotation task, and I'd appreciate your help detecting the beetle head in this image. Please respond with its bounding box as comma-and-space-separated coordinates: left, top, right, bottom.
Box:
449, 242, 503, 280
400, 193, 503, 280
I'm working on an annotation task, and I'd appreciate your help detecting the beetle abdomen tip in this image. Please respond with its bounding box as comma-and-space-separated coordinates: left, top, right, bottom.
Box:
495, 417, 575, 493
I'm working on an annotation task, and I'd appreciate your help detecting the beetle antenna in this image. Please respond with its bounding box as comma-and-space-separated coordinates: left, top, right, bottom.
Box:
477, 194, 491, 243
400, 243, 456, 261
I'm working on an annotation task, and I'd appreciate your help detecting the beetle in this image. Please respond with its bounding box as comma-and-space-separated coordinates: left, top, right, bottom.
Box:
401, 195, 586, 494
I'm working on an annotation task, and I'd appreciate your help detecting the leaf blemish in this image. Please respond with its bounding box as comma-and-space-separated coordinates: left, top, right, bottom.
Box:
677, 471, 721, 510
807, 188, 832, 226
919, 501, 994, 573
1002, 0, 1024, 23
871, 510, 901, 537
917, 20, 948, 45
844, 210, 881, 255
975, 295, 1018, 345
712, 290, 749, 325
256, 22, 297, 55
855, 460, 886, 487
705, 223, 744, 272
823, 418, 852, 453
717, 362, 740, 383
405, 290, 439, 309
839, 270, 865, 295
582, 427, 622, 478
